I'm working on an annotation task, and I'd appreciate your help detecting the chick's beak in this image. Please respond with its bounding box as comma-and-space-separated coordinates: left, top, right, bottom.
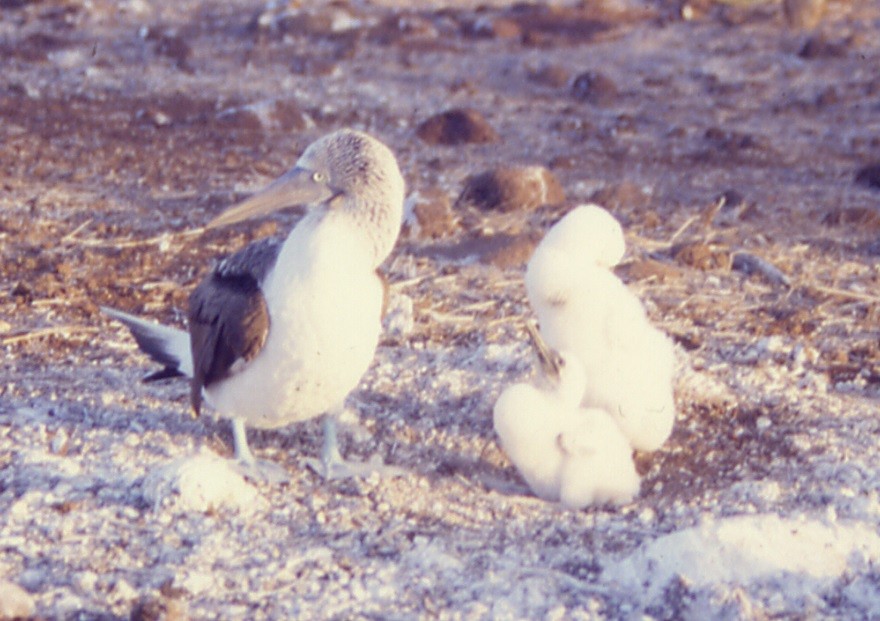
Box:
526, 323, 561, 380
207, 167, 337, 229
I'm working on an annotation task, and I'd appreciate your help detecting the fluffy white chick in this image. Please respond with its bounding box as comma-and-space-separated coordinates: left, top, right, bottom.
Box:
526, 204, 676, 452
493, 326, 640, 508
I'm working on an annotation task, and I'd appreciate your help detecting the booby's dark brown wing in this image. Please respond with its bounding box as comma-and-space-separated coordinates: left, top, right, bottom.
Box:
187, 238, 280, 415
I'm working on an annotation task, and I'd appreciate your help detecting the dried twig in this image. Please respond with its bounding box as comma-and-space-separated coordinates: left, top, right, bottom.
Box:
668, 214, 700, 246
61, 219, 94, 243
31, 296, 86, 308
390, 273, 458, 291
485, 315, 529, 329
459, 300, 497, 313
2, 326, 99, 345
807, 284, 880, 304
66, 227, 206, 249
424, 309, 477, 325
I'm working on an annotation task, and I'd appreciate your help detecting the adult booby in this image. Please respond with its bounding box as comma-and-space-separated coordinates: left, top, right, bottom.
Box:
493, 326, 640, 508
104, 129, 405, 481
525, 204, 676, 452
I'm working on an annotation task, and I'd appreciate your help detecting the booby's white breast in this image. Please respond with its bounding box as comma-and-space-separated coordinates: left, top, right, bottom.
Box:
205, 210, 383, 428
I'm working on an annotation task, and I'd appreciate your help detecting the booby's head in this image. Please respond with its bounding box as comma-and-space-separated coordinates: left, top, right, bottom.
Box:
539, 204, 625, 269
207, 130, 405, 260
526, 324, 586, 407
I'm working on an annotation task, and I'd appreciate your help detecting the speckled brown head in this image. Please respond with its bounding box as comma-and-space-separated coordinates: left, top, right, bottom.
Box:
208, 128, 405, 264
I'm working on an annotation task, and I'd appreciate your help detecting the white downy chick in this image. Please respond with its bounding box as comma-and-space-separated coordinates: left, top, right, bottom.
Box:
493, 326, 640, 508
526, 204, 676, 452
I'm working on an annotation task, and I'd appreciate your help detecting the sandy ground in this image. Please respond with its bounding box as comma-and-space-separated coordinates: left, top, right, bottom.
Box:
1, 0, 880, 618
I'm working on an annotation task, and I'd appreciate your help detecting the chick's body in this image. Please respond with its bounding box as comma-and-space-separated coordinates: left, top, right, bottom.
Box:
493, 349, 640, 508
526, 205, 676, 452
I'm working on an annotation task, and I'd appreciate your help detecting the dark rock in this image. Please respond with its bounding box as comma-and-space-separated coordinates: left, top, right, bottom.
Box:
765, 307, 818, 337
855, 164, 880, 190
798, 34, 847, 59
672, 242, 732, 271
815, 86, 840, 108
571, 71, 618, 105
215, 108, 263, 133
456, 166, 565, 213
145, 28, 192, 71
430, 232, 541, 269
548, 155, 580, 170
703, 126, 769, 155
290, 55, 337, 76
617, 259, 683, 282
822, 207, 880, 230
717, 188, 746, 209
370, 13, 438, 45
392, 14, 440, 39
11, 280, 32, 301
478, 232, 540, 269
268, 99, 310, 132
275, 12, 336, 37
130, 593, 188, 621
526, 63, 570, 88
590, 182, 651, 211
416, 108, 499, 145
712, 188, 759, 225
405, 189, 457, 240
505, 5, 609, 46
731, 253, 790, 287
216, 100, 309, 133
466, 16, 521, 39
12, 32, 70, 62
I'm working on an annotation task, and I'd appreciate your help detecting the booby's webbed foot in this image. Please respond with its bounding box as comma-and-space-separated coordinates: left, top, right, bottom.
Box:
230, 418, 290, 485
303, 454, 406, 480
303, 413, 405, 480
232, 458, 291, 485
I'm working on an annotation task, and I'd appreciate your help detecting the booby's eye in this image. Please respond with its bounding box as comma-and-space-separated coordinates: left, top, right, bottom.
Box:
312, 171, 327, 183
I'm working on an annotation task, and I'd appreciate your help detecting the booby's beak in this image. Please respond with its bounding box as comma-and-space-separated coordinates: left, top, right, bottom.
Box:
526, 323, 562, 380
207, 167, 338, 229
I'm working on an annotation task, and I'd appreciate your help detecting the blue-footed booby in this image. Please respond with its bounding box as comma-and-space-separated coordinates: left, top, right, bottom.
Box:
493, 325, 640, 508
525, 204, 676, 452
104, 129, 405, 482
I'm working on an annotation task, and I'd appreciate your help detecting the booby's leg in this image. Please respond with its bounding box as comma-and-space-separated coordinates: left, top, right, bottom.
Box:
230, 418, 290, 485
305, 407, 405, 480
232, 418, 256, 463
320, 413, 345, 467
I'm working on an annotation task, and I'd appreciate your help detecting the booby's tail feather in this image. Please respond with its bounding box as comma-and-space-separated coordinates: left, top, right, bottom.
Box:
102, 307, 194, 380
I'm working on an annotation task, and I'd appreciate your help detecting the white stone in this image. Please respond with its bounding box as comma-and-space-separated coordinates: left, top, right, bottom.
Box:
0, 581, 35, 619
142, 451, 259, 514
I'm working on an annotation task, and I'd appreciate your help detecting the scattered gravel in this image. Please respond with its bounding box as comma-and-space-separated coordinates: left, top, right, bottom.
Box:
2, 0, 879, 618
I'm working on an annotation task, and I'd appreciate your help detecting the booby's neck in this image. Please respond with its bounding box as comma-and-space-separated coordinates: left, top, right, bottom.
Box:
340, 189, 402, 268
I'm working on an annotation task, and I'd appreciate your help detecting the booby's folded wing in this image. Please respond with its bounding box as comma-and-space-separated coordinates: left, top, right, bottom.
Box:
187, 238, 280, 415
101, 306, 192, 380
